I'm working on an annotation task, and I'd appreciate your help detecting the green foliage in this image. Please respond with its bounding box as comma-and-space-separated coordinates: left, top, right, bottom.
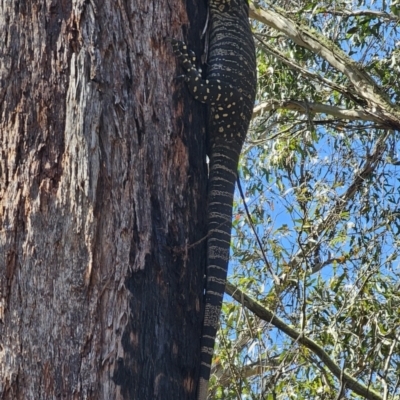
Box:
212, 0, 400, 399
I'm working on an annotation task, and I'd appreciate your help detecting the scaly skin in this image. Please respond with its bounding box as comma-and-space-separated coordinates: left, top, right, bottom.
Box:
171, 1, 256, 398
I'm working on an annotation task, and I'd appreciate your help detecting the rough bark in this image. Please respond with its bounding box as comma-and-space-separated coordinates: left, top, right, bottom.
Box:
0, 1, 207, 399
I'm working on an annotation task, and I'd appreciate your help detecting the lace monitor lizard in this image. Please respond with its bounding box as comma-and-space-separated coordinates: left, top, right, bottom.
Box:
171, 1, 256, 398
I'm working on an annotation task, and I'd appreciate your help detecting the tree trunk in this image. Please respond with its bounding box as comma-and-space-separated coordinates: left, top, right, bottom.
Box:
0, 1, 207, 399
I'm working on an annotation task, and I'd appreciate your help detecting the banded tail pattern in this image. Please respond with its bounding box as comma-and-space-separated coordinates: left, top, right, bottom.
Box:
171, 1, 256, 399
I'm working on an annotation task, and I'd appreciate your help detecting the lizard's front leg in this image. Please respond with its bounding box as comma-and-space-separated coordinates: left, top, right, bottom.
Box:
170, 38, 241, 105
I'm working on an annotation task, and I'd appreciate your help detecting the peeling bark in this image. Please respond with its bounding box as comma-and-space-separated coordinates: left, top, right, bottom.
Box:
0, 1, 207, 399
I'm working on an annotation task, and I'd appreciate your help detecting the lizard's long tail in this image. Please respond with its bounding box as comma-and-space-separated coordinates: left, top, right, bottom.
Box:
197, 141, 240, 400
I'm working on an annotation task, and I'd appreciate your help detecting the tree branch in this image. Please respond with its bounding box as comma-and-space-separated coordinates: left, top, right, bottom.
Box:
249, 2, 400, 129
284, 129, 389, 272
254, 33, 352, 98
253, 99, 385, 125
310, 9, 400, 23
225, 281, 383, 400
